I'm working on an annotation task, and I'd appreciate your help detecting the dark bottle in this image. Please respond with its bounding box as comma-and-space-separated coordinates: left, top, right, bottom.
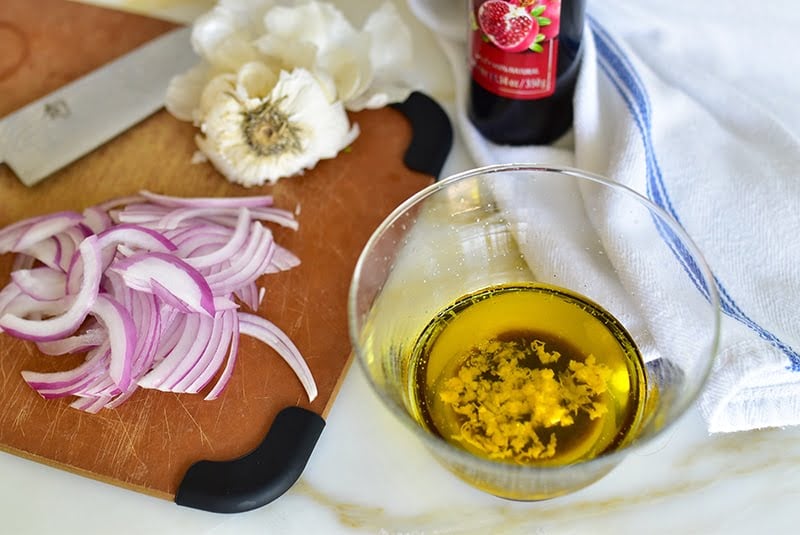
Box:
467, 0, 587, 145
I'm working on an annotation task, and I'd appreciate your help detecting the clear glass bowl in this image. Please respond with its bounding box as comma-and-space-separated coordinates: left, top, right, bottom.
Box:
348, 164, 720, 500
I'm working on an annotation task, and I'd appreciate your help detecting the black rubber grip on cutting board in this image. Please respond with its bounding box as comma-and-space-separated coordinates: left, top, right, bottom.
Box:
174, 406, 325, 514
391, 91, 453, 179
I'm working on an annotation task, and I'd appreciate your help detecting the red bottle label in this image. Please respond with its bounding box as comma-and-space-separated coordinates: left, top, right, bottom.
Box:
470, 0, 561, 100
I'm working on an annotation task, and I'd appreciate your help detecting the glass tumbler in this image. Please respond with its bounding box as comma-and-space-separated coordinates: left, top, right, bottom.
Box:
348, 164, 720, 500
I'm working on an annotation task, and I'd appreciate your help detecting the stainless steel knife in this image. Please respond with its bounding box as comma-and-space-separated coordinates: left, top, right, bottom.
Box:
0, 26, 196, 187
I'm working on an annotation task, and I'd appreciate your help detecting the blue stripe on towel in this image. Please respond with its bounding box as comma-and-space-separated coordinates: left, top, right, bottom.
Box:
589, 17, 800, 369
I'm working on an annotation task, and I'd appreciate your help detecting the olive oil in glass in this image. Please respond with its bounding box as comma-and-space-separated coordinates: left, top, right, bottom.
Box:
409, 282, 647, 466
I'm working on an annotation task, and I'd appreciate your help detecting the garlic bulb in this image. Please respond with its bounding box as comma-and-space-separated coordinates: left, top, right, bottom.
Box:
165, 0, 415, 185
195, 66, 358, 187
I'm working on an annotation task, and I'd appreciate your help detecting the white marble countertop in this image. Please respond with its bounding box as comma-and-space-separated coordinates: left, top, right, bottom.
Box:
2, 1, 798, 533
3, 355, 800, 534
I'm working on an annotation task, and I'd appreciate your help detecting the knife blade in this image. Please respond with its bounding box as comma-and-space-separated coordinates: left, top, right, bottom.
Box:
0, 26, 196, 187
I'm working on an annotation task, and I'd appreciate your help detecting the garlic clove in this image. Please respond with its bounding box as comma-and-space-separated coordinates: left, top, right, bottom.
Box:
254, 34, 319, 72
192, 5, 261, 71
364, 2, 414, 70
198, 73, 236, 120
344, 2, 415, 111
262, 2, 358, 54
235, 61, 278, 101
166, 63, 214, 123
317, 34, 373, 104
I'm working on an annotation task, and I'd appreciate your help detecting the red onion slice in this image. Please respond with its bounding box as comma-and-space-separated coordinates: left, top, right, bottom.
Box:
204, 311, 240, 400
91, 294, 136, 390
36, 327, 104, 356
19, 238, 61, 271
11, 267, 67, 301
238, 313, 317, 402
181, 209, 251, 269
70, 395, 112, 414
125, 290, 161, 378
153, 313, 216, 392
266, 245, 301, 272
137, 314, 202, 389
0, 236, 102, 341
139, 190, 274, 209
22, 343, 109, 396
0, 290, 71, 320
163, 309, 234, 392
97, 224, 177, 253
205, 225, 276, 296
111, 252, 216, 316
82, 206, 114, 234
0, 211, 82, 253
234, 282, 260, 311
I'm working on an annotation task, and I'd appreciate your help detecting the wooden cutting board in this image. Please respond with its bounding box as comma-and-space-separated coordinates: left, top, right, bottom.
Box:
0, 0, 451, 512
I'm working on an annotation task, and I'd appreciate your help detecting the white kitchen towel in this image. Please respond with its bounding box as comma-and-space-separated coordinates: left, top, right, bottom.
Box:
406, 0, 800, 433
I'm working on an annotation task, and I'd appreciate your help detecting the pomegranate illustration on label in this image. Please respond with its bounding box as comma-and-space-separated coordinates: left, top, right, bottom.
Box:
476, 0, 561, 53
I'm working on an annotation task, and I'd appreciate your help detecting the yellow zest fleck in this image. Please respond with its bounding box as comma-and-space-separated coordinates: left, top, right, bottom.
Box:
438, 339, 611, 463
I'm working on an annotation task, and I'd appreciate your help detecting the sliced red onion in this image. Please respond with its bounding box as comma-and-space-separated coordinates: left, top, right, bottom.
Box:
234, 281, 260, 311
162, 310, 233, 392
126, 290, 161, 378
0, 236, 102, 341
111, 252, 216, 316
238, 312, 317, 402
178, 310, 234, 393
0, 192, 314, 412
11, 213, 86, 253
11, 267, 67, 301
0, 211, 82, 253
36, 327, 104, 355
137, 314, 202, 389
205, 312, 240, 400
22, 343, 109, 395
266, 245, 301, 272
0, 284, 23, 318
70, 395, 112, 414
94, 195, 145, 212
91, 294, 136, 390
248, 207, 300, 230
0, 291, 71, 320
113, 208, 170, 225
43, 226, 89, 273
153, 313, 215, 392
205, 224, 276, 295
97, 224, 177, 253
139, 190, 274, 209
20, 239, 61, 271
82, 206, 114, 234
181, 209, 251, 269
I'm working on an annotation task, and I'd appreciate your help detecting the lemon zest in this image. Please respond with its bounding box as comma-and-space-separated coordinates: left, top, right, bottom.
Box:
439, 339, 611, 462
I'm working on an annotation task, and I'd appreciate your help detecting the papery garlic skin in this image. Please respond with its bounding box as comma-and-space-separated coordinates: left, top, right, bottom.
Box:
196, 67, 359, 187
